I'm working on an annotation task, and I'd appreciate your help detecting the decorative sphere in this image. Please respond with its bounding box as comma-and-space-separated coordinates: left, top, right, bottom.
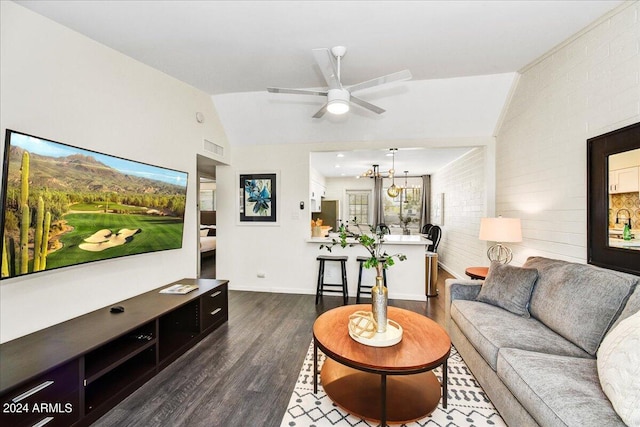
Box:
487, 244, 513, 264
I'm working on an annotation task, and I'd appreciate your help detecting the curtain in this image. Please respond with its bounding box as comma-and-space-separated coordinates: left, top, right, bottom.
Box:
373, 175, 384, 226
420, 175, 431, 230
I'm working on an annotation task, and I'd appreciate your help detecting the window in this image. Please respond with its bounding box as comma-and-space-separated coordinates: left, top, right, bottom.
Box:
199, 190, 215, 211
346, 190, 370, 225
383, 177, 422, 231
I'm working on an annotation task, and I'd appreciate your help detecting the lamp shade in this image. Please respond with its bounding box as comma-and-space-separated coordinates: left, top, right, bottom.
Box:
479, 217, 522, 243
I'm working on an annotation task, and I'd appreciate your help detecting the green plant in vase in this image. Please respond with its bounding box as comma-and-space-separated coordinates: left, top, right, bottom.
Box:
320, 220, 406, 333
399, 213, 415, 235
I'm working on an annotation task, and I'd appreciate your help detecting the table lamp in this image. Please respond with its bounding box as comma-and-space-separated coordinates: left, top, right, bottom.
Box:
479, 217, 522, 264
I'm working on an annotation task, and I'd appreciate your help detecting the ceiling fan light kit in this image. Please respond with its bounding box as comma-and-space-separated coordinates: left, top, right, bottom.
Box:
326, 89, 350, 114
267, 46, 411, 118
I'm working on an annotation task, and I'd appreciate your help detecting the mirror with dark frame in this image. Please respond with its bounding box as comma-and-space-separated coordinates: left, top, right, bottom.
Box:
587, 122, 640, 276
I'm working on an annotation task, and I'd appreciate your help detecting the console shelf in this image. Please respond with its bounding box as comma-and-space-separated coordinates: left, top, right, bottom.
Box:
85, 321, 157, 385
0, 278, 228, 427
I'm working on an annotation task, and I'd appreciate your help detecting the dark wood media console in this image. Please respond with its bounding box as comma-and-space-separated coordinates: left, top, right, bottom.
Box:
0, 278, 228, 427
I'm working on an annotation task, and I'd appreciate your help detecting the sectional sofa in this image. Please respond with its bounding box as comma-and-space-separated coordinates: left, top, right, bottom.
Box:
445, 256, 640, 427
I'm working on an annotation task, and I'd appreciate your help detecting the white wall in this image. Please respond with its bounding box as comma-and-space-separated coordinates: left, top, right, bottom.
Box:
430, 147, 491, 277
0, 2, 229, 342
496, 1, 640, 266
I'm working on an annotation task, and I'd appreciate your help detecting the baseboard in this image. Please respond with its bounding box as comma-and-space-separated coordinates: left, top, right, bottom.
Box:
438, 261, 465, 279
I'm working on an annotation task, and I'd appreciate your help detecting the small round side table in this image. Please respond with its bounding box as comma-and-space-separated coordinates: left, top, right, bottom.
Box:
465, 266, 489, 280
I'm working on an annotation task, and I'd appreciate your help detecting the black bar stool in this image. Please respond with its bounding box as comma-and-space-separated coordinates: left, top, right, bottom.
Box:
315, 255, 349, 305
356, 256, 387, 303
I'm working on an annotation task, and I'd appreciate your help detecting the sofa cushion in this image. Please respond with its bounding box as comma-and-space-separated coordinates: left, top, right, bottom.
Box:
609, 283, 640, 331
597, 310, 640, 427
523, 256, 638, 356
497, 348, 626, 427
451, 300, 590, 371
476, 261, 538, 317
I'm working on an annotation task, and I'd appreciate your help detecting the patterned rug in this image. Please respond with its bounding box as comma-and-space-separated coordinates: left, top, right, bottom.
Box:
280, 342, 506, 427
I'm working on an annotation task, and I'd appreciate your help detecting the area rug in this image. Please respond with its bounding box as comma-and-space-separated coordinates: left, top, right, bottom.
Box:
280, 342, 506, 427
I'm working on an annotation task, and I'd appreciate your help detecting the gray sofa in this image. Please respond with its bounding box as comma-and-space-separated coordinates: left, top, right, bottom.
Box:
445, 256, 640, 427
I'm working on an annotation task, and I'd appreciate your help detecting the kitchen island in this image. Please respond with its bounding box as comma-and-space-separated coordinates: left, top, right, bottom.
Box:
306, 234, 433, 301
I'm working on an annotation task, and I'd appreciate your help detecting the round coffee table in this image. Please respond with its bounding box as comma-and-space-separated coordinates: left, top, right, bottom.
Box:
313, 305, 451, 426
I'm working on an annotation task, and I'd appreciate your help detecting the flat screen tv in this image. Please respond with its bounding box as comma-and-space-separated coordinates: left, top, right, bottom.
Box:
1, 129, 188, 280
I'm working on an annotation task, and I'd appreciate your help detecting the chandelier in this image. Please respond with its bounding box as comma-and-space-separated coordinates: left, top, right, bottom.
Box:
359, 164, 383, 178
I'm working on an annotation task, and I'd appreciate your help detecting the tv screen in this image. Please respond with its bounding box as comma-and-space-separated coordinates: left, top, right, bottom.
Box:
1, 129, 188, 280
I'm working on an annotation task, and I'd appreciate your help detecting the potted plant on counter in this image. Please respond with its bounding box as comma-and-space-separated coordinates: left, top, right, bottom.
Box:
320, 220, 406, 333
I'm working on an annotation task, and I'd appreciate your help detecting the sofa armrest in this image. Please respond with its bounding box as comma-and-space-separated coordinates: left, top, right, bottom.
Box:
445, 278, 483, 333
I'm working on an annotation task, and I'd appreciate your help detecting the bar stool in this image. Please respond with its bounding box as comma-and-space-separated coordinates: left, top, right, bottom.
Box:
315, 255, 349, 305
356, 256, 388, 303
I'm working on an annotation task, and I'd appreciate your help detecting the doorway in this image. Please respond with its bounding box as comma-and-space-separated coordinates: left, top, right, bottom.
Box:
197, 154, 218, 278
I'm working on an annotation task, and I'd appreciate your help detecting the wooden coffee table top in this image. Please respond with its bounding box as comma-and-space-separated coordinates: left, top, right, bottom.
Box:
313, 304, 451, 374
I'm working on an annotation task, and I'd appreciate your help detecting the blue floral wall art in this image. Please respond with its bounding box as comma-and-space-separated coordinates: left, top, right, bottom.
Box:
239, 173, 277, 222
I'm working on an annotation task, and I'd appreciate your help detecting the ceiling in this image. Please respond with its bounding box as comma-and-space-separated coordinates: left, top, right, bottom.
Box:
16, 0, 622, 95
311, 147, 475, 178
14, 1, 624, 175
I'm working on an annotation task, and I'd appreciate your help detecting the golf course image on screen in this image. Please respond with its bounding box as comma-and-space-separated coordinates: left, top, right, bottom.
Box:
1, 129, 188, 280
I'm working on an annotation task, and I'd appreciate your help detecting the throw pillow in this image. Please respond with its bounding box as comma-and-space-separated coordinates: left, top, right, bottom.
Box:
476, 261, 538, 318
597, 310, 640, 427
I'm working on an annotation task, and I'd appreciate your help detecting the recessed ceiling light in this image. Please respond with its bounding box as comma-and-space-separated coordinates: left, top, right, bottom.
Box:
335, 164, 340, 168
336, 153, 344, 158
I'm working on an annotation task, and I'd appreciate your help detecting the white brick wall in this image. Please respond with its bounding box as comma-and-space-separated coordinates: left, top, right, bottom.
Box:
496, 2, 640, 265
431, 147, 487, 277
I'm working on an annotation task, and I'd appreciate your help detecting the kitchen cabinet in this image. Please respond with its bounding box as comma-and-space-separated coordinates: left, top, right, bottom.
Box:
310, 180, 326, 212
609, 166, 639, 193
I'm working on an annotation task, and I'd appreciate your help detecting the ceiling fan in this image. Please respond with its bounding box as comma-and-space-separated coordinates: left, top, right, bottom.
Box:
267, 46, 412, 118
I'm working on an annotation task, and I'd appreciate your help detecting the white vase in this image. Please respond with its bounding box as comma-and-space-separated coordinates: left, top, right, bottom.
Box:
371, 275, 388, 333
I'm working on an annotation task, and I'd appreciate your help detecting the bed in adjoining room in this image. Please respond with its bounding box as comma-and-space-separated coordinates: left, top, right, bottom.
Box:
199, 210, 216, 258
200, 226, 216, 257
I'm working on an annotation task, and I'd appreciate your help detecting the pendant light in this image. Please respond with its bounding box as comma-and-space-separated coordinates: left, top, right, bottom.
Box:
403, 171, 409, 202
387, 149, 400, 197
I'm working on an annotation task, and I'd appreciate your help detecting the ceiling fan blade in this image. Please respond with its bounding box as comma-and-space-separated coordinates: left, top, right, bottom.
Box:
350, 96, 386, 115
348, 69, 412, 93
267, 87, 327, 96
312, 48, 341, 90
312, 103, 328, 118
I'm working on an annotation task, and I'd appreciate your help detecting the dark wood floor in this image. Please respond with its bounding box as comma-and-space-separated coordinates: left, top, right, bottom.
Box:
200, 253, 216, 278
92, 267, 451, 427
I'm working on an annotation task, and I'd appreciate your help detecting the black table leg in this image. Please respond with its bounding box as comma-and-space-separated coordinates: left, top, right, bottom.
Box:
313, 340, 318, 394
442, 358, 448, 409
380, 373, 387, 427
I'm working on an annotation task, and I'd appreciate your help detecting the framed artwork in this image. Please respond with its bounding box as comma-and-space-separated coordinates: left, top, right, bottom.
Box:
432, 193, 444, 225
239, 173, 277, 223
